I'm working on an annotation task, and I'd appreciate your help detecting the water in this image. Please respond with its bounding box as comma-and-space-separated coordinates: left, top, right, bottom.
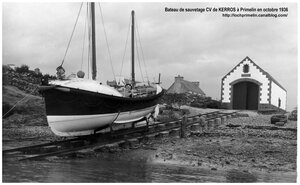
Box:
2, 154, 296, 182
3, 156, 227, 182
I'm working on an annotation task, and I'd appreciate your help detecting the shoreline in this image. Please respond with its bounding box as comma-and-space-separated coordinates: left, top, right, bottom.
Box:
2, 107, 297, 182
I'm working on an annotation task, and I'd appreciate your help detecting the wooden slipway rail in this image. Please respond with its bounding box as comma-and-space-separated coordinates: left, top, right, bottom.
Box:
3, 111, 239, 161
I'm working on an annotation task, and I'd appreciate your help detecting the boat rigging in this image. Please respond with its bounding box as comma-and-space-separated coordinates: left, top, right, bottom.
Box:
39, 2, 164, 137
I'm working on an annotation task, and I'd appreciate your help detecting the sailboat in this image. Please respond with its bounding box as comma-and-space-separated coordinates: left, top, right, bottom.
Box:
39, 3, 164, 137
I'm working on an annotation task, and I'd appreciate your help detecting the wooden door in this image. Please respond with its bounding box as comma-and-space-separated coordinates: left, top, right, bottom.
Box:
232, 81, 259, 110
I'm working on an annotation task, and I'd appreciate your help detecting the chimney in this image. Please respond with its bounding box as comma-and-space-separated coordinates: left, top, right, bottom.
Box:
192, 81, 199, 87
175, 75, 184, 82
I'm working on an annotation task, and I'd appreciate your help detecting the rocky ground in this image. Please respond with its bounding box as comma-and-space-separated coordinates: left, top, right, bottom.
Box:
92, 112, 297, 182
3, 107, 297, 182
2, 85, 297, 182
151, 118, 297, 173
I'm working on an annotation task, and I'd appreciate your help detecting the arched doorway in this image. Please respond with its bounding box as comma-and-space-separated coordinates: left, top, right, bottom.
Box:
232, 81, 259, 110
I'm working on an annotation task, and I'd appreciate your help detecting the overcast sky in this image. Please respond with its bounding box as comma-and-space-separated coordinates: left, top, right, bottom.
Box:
2, 2, 298, 111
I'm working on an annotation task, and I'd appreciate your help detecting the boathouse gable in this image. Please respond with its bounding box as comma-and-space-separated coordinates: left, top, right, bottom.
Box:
221, 56, 286, 111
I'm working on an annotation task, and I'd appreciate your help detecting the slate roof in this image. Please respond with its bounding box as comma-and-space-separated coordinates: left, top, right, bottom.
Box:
167, 76, 206, 96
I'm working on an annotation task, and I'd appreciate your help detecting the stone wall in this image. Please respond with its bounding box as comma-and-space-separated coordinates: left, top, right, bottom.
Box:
221, 102, 285, 113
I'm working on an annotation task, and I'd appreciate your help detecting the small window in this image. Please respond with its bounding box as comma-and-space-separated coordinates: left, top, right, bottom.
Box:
243, 64, 249, 73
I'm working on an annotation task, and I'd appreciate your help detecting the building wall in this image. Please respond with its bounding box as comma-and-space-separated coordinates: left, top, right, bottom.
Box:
167, 77, 183, 94
270, 81, 287, 110
222, 58, 270, 104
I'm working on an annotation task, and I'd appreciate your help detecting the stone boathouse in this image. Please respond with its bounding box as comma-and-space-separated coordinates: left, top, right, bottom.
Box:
221, 56, 287, 111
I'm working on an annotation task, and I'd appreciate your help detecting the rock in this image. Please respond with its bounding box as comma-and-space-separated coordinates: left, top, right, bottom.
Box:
211, 167, 217, 171
226, 169, 257, 183
275, 122, 285, 126
226, 124, 241, 128
271, 114, 287, 124
236, 113, 249, 117
192, 153, 200, 157
264, 150, 281, 154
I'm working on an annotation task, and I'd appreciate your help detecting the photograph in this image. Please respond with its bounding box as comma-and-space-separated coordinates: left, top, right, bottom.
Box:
2, 1, 298, 182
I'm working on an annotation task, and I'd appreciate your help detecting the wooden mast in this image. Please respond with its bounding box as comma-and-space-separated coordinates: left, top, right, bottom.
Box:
131, 10, 135, 87
91, 2, 97, 80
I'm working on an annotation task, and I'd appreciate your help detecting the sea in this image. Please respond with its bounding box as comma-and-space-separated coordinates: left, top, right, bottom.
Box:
2, 154, 296, 183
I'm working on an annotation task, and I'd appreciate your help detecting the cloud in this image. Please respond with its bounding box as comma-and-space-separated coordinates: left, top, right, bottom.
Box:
2, 2, 297, 110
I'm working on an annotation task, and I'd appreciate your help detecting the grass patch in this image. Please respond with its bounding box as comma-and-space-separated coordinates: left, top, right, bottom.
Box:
2, 85, 47, 126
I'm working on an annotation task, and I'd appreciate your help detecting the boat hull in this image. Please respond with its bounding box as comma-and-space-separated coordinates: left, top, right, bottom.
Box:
41, 85, 163, 136
47, 105, 157, 136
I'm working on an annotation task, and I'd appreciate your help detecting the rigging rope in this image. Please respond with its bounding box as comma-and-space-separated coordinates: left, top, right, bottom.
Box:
81, 3, 89, 70
135, 18, 150, 83
119, 16, 131, 80
135, 28, 144, 82
98, 2, 116, 81
60, 2, 83, 67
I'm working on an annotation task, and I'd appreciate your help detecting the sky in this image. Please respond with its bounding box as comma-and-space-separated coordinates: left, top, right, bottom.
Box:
2, 2, 298, 111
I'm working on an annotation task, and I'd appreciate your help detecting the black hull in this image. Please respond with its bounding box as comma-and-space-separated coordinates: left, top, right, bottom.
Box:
40, 86, 164, 116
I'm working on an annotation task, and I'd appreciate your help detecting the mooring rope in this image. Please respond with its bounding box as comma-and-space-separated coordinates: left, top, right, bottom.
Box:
2, 86, 38, 118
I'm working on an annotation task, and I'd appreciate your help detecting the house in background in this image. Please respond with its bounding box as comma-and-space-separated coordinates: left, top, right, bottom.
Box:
167, 75, 206, 97
221, 56, 287, 111
7, 64, 16, 70
34, 68, 41, 75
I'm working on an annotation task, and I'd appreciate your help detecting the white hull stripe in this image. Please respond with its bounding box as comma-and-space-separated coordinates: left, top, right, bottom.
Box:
47, 105, 157, 137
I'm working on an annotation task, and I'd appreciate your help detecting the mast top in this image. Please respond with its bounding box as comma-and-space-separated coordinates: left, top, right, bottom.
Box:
131, 10, 135, 87
91, 2, 97, 80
